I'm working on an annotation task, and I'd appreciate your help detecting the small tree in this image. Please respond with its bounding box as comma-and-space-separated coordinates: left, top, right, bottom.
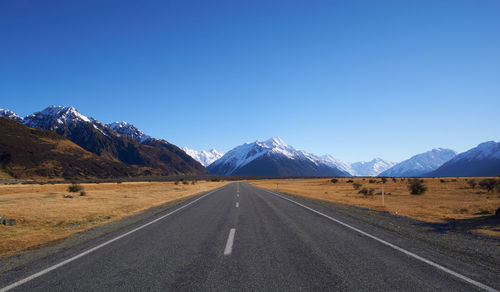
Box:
408, 178, 427, 195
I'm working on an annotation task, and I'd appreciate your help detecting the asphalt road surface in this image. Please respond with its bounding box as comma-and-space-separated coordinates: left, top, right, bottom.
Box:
1, 182, 498, 291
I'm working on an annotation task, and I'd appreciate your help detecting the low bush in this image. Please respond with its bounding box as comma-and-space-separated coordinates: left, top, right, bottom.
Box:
381, 177, 387, 184
368, 179, 377, 184
467, 179, 477, 189
331, 178, 338, 184
408, 178, 427, 195
80, 191, 86, 196
352, 183, 362, 190
479, 179, 497, 192
359, 188, 374, 197
68, 183, 83, 193
346, 179, 354, 183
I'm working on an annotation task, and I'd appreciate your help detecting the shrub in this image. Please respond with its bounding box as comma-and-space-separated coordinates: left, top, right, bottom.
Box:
346, 179, 354, 183
68, 183, 83, 193
467, 179, 477, 189
80, 191, 86, 196
381, 177, 387, 184
331, 178, 338, 184
369, 179, 377, 184
440, 179, 446, 183
352, 183, 362, 190
191, 181, 196, 185
408, 178, 427, 195
182, 181, 189, 185
359, 188, 374, 197
479, 179, 497, 192
392, 178, 397, 183
174, 180, 180, 185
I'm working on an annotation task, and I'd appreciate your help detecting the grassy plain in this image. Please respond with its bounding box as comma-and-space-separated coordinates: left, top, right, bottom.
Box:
0, 181, 228, 257
250, 177, 500, 237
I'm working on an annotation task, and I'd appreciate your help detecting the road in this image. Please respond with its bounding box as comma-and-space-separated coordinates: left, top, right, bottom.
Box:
0, 182, 498, 291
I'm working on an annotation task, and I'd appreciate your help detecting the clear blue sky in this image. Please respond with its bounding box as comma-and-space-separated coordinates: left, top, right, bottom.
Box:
1, 0, 499, 162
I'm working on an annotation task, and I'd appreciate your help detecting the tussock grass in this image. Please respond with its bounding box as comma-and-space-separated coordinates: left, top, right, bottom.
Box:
251, 177, 500, 237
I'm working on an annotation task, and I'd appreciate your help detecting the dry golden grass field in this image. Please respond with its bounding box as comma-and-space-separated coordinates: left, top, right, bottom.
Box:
0, 181, 228, 258
251, 177, 500, 237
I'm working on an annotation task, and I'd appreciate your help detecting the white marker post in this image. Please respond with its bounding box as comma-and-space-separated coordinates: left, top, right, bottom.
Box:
277, 184, 279, 192
382, 186, 385, 207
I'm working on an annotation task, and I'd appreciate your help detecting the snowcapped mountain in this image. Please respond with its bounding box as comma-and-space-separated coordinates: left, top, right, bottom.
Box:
350, 158, 397, 176
24, 106, 92, 130
320, 155, 396, 176
0, 109, 23, 122
379, 148, 457, 177
428, 141, 500, 177
106, 121, 151, 143
182, 147, 224, 167
320, 155, 354, 174
208, 137, 350, 177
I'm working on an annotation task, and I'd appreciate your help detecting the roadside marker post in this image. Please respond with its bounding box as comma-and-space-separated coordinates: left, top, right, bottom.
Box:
277, 184, 279, 192
382, 186, 384, 206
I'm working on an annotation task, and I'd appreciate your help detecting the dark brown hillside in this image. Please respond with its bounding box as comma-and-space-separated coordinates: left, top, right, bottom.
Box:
22, 106, 207, 176
0, 118, 155, 179
141, 138, 207, 175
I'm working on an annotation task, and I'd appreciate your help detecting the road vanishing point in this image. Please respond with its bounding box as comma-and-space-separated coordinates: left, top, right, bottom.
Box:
0, 183, 498, 291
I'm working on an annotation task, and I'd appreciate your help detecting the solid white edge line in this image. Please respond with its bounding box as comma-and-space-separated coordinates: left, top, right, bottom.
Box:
0, 186, 226, 292
261, 189, 498, 292
224, 228, 236, 256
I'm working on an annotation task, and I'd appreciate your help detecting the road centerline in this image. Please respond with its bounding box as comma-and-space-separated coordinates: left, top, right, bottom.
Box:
224, 228, 236, 256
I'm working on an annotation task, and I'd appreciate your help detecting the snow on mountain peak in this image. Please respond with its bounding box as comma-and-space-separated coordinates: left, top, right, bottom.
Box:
106, 121, 151, 143
449, 141, 500, 161
379, 148, 456, 177
320, 155, 396, 176
0, 109, 23, 121
182, 147, 225, 166
23, 105, 92, 131
263, 137, 288, 147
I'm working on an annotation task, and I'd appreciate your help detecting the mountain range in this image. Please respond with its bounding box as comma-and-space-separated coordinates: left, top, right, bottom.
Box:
379, 148, 457, 177
182, 148, 224, 167
428, 141, 500, 177
320, 155, 396, 176
1, 105, 499, 178
0, 106, 206, 179
207, 137, 350, 177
